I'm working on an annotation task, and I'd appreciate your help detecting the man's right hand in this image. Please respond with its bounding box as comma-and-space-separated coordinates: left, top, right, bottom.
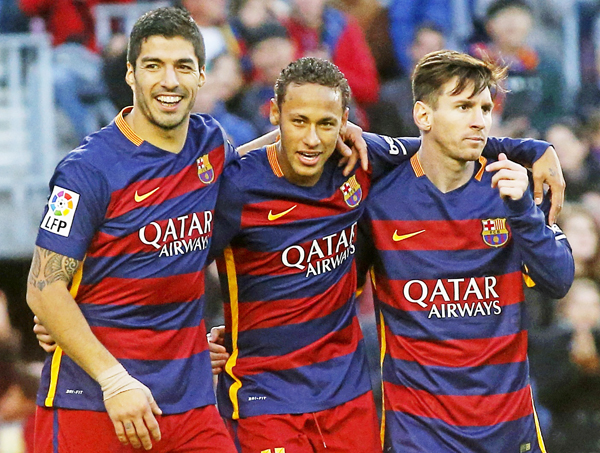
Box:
98, 364, 162, 450
105, 389, 162, 450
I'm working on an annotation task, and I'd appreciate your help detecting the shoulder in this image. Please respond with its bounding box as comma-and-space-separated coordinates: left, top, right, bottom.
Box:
222, 147, 269, 185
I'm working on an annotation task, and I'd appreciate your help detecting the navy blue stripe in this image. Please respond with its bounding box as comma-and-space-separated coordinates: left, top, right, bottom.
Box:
235, 300, 356, 357
53, 408, 59, 453
384, 411, 542, 453
218, 340, 371, 418
378, 299, 526, 340
82, 250, 208, 282
378, 248, 521, 281
80, 297, 205, 330
382, 357, 530, 396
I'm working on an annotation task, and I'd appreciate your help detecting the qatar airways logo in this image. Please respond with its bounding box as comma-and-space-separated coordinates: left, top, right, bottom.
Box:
281, 223, 357, 277
403, 276, 502, 319
138, 211, 213, 257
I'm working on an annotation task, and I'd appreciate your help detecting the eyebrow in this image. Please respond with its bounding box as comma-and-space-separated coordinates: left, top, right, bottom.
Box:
139, 57, 197, 66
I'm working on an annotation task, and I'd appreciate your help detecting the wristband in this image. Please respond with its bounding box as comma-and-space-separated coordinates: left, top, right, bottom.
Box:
96, 364, 154, 403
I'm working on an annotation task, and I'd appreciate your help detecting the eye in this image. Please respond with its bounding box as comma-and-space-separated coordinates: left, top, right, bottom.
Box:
292, 118, 305, 125
459, 104, 469, 111
482, 105, 493, 113
145, 63, 159, 70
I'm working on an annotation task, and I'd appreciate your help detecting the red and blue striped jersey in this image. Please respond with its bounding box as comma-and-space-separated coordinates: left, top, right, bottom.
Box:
211, 144, 377, 419
35, 109, 237, 413
361, 153, 574, 452
209, 134, 550, 420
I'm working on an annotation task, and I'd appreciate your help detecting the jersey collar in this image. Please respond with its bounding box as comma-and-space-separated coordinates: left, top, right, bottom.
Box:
115, 107, 144, 146
410, 153, 488, 182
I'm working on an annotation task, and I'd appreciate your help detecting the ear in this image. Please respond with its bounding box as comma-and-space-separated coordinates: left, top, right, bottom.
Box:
413, 101, 432, 133
339, 107, 349, 134
198, 66, 207, 88
125, 62, 135, 89
269, 98, 280, 126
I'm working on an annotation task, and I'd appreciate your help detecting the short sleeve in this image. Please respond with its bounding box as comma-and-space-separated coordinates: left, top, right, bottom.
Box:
35, 157, 109, 261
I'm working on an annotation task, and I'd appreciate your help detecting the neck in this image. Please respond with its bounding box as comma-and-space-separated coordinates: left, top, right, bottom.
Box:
418, 139, 475, 193
125, 108, 189, 154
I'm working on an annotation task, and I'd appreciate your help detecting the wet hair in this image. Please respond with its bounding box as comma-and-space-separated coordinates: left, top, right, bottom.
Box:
412, 50, 507, 108
274, 57, 351, 110
127, 7, 205, 69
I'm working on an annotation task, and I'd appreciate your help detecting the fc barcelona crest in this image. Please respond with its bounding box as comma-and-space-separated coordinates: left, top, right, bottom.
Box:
197, 155, 215, 184
340, 175, 362, 208
481, 218, 510, 247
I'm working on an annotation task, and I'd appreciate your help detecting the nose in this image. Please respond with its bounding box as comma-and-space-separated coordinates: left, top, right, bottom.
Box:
303, 124, 320, 148
471, 107, 486, 130
161, 65, 180, 90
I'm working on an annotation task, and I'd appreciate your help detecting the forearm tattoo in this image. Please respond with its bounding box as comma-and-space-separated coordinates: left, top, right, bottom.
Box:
28, 248, 80, 292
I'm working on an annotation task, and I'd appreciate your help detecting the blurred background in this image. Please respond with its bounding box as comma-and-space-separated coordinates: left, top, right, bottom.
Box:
1, 0, 600, 451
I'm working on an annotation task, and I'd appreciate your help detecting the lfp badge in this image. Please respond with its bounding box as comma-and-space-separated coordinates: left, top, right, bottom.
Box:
481, 218, 510, 247
340, 175, 362, 208
197, 155, 215, 184
41, 186, 80, 237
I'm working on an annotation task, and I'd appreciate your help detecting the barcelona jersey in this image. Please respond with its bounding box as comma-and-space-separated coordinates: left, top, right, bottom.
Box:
209, 134, 550, 420
211, 143, 376, 419
361, 153, 574, 452
35, 109, 237, 414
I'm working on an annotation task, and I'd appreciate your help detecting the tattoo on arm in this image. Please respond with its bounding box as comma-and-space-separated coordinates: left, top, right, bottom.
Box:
549, 168, 556, 177
28, 247, 80, 292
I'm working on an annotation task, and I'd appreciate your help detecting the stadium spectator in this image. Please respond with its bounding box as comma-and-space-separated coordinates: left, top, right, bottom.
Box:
545, 119, 600, 202
470, 0, 565, 135
181, 0, 241, 69
370, 23, 446, 138
557, 204, 600, 282
284, 0, 379, 111
193, 52, 259, 146
530, 278, 600, 453
18, 0, 124, 143
236, 22, 294, 135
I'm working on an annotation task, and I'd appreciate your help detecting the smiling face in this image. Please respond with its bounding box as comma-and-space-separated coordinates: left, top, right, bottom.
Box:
270, 82, 348, 187
416, 77, 493, 162
126, 35, 205, 136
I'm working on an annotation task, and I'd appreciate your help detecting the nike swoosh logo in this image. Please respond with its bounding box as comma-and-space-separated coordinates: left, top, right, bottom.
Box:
134, 187, 160, 203
393, 229, 426, 242
268, 205, 297, 221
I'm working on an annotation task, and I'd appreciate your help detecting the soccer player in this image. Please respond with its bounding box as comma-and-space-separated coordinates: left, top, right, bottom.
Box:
359, 51, 574, 452
25, 7, 240, 452
206, 57, 563, 453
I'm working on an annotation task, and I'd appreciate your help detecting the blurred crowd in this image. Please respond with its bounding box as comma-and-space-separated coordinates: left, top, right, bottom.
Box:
3, 0, 600, 451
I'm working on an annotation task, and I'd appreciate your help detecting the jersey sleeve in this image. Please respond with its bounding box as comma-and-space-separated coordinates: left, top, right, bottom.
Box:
504, 191, 574, 299
364, 133, 421, 180
483, 137, 551, 165
209, 159, 246, 261
35, 156, 109, 261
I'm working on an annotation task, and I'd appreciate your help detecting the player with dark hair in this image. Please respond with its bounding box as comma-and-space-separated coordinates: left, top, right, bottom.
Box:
359, 50, 574, 452
26, 7, 238, 452
207, 56, 562, 452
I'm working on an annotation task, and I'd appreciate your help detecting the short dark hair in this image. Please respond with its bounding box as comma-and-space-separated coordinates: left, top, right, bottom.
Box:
127, 7, 206, 69
486, 0, 532, 21
274, 57, 351, 111
412, 50, 507, 107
